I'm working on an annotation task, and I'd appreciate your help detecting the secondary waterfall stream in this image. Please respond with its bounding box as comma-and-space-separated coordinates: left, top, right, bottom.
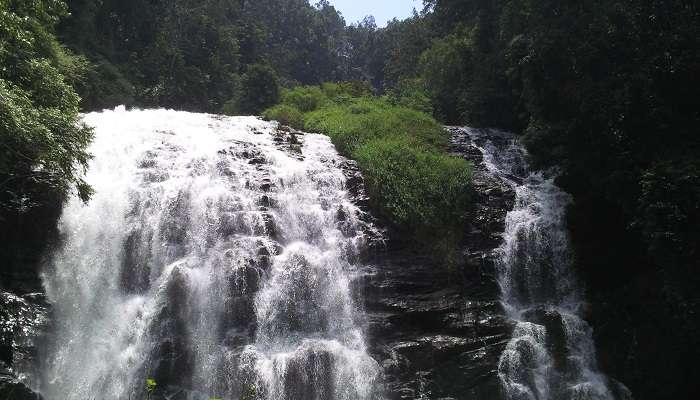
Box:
459, 128, 621, 400
37, 108, 382, 400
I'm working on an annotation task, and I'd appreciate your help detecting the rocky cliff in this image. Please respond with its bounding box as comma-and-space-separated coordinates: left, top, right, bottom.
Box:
360, 127, 516, 399
0, 199, 56, 399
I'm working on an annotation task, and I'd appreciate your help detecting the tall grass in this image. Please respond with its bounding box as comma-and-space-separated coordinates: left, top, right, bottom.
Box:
263, 83, 472, 251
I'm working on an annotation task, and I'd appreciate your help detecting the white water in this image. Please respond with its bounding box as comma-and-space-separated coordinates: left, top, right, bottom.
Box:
37, 108, 382, 400
460, 128, 618, 400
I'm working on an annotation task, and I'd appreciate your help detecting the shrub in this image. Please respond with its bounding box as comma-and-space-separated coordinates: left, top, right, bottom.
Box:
233, 64, 280, 115
386, 78, 434, 114
281, 86, 327, 112
355, 139, 472, 233
304, 97, 447, 154
262, 104, 304, 129
302, 95, 470, 240
264, 85, 472, 248
321, 81, 374, 99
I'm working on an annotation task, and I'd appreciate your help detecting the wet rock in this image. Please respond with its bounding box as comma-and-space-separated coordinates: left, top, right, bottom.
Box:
248, 157, 266, 165
230, 264, 263, 295
260, 179, 273, 192
0, 292, 48, 379
121, 229, 152, 293
146, 268, 195, 390
0, 364, 41, 400
359, 127, 518, 399
262, 213, 277, 238
224, 296, 256, 328
283, 347, 335, 400
363, 251, 512, 399
259, 195, 277, 208
256, 255, 272, 271
520, 308, 569, 372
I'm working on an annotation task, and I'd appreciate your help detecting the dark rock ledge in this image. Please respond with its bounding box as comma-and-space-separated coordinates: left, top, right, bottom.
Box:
359, 128, 516, 400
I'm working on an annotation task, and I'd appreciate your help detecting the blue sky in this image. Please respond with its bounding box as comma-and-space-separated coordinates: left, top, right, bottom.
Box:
328, 0, 423, 27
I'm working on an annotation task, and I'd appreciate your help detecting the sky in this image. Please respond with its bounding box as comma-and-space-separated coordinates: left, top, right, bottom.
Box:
328, 0, 423, 27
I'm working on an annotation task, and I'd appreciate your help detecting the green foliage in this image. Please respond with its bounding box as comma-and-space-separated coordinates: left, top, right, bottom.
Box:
381, 15, 434, 89
234, 64, 281, 115
281, 86, 328, 112
417, 0, 700, 276
386, 78, 433, 114
145, 378, 157, 392
56, 0, 351, 112
0, 0, 94, 214
76, 56, 136, 109
267, 87, 471, 243
304, 97, 447, 155
262, 105, 304, 130
145, 378, 157, 399
355, 139, 471, 234
419, 34, 468, 123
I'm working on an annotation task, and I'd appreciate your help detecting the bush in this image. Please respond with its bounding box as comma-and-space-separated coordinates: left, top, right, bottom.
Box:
298, 93, 470, 242
355, 139, 472, 233
262, 105, 304, 129
304, 97, 447, 154
264, 85, 472, 246
386, 78, 434, 114
232, 64, 280, 115
321, 81, 374, 99
281, 86, 327, 112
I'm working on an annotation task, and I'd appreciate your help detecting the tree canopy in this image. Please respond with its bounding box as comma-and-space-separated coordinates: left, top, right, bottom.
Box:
0, 0, 93, 215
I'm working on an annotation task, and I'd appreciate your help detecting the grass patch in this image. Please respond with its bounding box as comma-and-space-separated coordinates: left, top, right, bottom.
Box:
263, 84, 472, 252
355, 139, 472, 232
262, 104, 304, 129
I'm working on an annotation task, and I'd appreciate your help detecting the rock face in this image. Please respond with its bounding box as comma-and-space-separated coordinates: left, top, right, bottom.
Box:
0, 292, 47, 399
0, 179, 58, 400
360, 127, 516, 399
0, 364, 42, 400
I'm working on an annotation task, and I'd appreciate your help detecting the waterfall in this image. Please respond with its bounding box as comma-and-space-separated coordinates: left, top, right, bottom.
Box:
37, 108, 382, 400
459, 128, 621, 400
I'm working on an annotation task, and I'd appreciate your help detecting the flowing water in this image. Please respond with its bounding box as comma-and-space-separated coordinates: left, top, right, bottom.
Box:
459, 128, 621, 400
37, 108, 382, 400
26, 110, 625, 400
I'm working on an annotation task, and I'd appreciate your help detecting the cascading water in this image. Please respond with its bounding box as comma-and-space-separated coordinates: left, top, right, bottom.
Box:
457, 128, 623, 400
36, 108, 383, 400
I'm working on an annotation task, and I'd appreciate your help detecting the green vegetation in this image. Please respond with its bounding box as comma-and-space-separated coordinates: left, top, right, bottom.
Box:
384, 0, 700, 279
264, 84, 472, 246
55, 0, 349, 113
262, 104, 304, 129
223, 64, 281, 115
145, 378, 157, 399
0, 0, 93, 215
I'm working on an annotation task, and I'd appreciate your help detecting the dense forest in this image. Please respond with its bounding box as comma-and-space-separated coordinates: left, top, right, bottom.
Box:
1, 0, 699, 399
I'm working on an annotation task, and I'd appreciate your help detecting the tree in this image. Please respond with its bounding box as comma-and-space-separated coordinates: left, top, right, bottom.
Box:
235, 64, 281, 115
0, 0, 93, 214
